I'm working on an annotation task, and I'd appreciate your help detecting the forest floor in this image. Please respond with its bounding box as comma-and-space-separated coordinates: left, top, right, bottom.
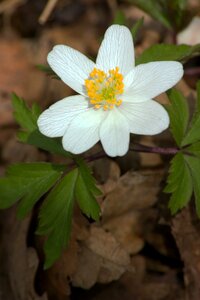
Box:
0, 0, 200, 299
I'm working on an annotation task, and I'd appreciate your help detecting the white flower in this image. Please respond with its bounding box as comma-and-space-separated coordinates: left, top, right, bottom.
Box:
37, 25, 183, 157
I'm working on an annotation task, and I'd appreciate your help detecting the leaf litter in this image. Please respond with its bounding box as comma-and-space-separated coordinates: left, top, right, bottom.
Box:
0, 0, 200, 299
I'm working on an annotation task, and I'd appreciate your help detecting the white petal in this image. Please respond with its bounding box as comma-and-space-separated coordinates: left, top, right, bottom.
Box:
62, 109, 105, 154
100, 109, 130, 157
37, 95, 88, 137
119, 100, 169, 135
124, 61, 183, 101
47, 45, 95, 95
96, 25, 134, 76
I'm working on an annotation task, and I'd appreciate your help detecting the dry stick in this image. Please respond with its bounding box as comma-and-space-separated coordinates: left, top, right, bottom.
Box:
38, 0, 59, 25
0, 0, 25, 14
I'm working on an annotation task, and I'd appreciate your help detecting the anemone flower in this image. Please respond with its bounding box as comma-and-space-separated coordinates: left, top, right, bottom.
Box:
37, 25, 183, 157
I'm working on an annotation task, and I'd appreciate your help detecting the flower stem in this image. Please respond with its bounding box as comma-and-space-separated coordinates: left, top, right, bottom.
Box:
130, 143, 179, 155
68, 144, 179, 170
83, 144, 179, 165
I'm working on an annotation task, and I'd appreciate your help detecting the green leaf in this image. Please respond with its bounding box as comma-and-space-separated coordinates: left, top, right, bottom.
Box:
165, 153, 193, 214
18, 130, 71, 157
167, 89, 189, 147
185, 155, 200, 217
113, 10, 127, 25
175, 0, 187, 10
197, 80, 200, 113
12, 94, 71, 158
181, 115, 200, 146
186, 142, 200, 159
76, 158, 102, 197
180, 80, 200, 146
127, 0, 172, 29
12, 93, 41, 131
0, 163, 64, 212
136, 44, 200, 65
36, 64, 59, 79
166, 0, 187, 29
131, 17, 144, 40
75, 159, 101, 221
37, 169, 78, 269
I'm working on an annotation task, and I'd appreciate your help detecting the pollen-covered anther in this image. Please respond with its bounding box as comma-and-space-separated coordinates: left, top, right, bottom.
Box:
85, 66, 124, 110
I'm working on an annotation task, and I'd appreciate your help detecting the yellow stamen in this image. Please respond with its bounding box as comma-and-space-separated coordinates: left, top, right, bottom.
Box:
85, 67, 124, 110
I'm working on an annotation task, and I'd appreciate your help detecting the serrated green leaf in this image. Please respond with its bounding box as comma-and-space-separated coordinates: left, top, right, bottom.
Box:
136, 44, 200, 65
185, 155, 200, 217
164, 153, 185, 193
74, 158, 101, 220
166, 0, 187, 29
17, 172, 61, 218
165, 153, 193, 214
12, 94, 71, 158
36, 64, 59, 79
75, 171, 100, 221
181, 115, 200, 146
0, 177, 33, 208
12, 93, 40, 131
186, 142, 200, 159
167, 89, 189, 146
0, 163, 64, 210
113, 10, 127, 25
6, 162, 64, 176
189, 80, 200, 127
131, 17, 144, 40
18, 130, 71, 157
37, 169, 78, 269
180, 80, 200, 146
175, 0, 187, 10
127, 0, 171, 29
197, 80, 200, 112
76, 158, 102, 197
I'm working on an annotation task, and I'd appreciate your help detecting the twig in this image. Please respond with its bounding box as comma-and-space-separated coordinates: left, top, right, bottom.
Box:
0, 0, 25, 14
38, 0, 59, 25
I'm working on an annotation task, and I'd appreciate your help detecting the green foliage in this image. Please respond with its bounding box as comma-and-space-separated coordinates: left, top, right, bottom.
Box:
113, 10, 143, 40
113, 9, 127, 25
165, 153, 193, 214
185, 155, 200, 216
0, 161, 101, 268
75, 159, 101, 220
181, 82, 200, 145
36, 64, 59, 79
37, 169, 78, 269
127, 0, 172, 29
36, 162, 101, 268
165, 83, 200, 216
186, 142, 200, 159
127, 0, 188, 31
131, 17, 144, 40
12, 94, 71, 157
136, 44, 200, 65
0, 163, 64, 214
0, 94, 103, 268
167, 89, 189, 147
12, 93, 41, 131
181, 114, 200, 146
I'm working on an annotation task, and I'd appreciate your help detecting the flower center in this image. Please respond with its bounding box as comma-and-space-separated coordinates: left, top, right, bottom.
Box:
85, 67, 124, 110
